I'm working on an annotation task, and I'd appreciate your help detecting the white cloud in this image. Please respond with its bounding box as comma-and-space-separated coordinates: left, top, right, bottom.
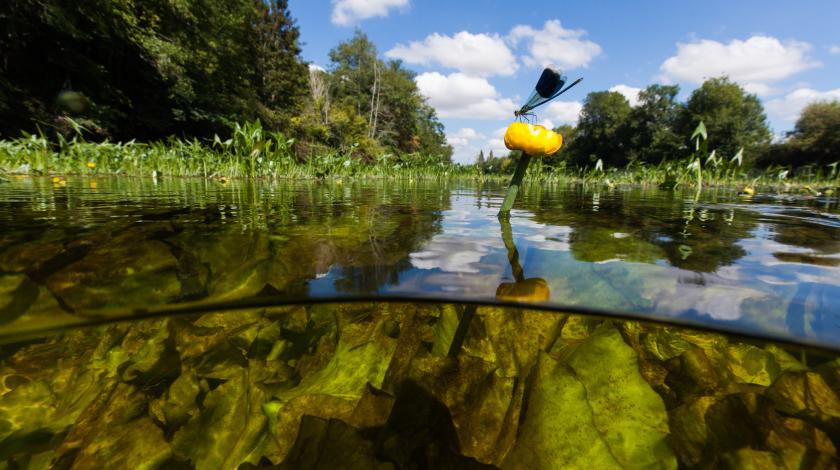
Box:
830, 45, 840, 55
543, 100, 583, 124
660, 35, 818, 88
308, 64, 326, 72
386, 32, 517, 76
474, 127, 512, 162
742, 83, 777, 96
508, 19, 602, 70
609, 85, 642, 106
766, 87, 840, 124
447, 126, 509, 164
331, 0, 408, 26
446, 127, 485, 148
415, 72, 517, 119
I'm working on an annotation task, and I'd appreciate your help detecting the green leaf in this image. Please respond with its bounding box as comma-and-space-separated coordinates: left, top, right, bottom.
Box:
503, 325, 676, 469
691, 121, 707, 142
731, 147, 744, 166
171, 369, 268, 469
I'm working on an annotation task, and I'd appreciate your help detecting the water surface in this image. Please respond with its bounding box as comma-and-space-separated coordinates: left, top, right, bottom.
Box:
1, 176, 839, 347
3, 176, 840, 468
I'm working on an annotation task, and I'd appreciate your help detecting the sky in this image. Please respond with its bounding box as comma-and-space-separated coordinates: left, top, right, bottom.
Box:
289, 0, 840, 163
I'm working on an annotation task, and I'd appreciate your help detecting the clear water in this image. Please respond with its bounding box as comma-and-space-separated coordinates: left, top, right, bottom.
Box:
2, 177, 840, 468
1, 177, 839, 347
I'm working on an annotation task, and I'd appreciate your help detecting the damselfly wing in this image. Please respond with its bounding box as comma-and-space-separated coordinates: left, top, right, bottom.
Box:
515, 66, 583, 120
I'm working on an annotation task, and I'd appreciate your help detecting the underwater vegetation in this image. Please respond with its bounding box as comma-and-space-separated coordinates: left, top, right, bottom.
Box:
1, 302, 840, 468
1, 177, 839, 468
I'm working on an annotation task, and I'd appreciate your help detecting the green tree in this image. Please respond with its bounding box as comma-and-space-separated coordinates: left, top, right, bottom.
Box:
476, 150, 486, 169
624, 85, 684, 164
413, 103, 452, 161
253, 0, 310, 129
0, 0, 309, 139
548, 124, 576, 168
324, 31, 450, 160
677, 77, 771, 163
787, 101, 840, 166
568, 91, 632, 167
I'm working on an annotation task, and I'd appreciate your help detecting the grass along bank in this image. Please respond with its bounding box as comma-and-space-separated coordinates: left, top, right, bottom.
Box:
1, 122, 838, 194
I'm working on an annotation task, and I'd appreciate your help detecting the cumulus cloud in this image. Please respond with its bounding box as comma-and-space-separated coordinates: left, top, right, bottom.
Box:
765, 87, 840, 124
484, 126, 510, 155
660, 35, 819, 89
609, 85, 642, 106
742, 83, 777, 96
446, 128, 489, 164
386, 32, 517, 76
446, 128, 485, 148
508, 19, 602, 70
543, 100, 583, 124
331, 0, 408, 26
415, 72, 517, 119
446, 126, 510, 164
830, 45, 840, 55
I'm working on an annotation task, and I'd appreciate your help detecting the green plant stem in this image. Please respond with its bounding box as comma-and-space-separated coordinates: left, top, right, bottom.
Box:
499, 153, 532, 217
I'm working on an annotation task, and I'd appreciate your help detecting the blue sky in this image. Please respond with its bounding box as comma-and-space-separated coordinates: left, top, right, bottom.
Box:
290, 0, 840, 163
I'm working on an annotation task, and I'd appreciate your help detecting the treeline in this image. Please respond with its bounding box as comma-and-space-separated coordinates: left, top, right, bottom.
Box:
480, 78, 839, 173
299, 31, 451, 161
0, 0, 451, 162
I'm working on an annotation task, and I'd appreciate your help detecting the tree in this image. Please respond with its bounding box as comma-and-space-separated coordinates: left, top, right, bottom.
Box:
547, 124, 576, 167
787, 101, 840, 166
323, 31, 450, 160
624, 85, 684, 164
568, 91, 632, 167
253, 0, 310, 129
677, 77, 771, 163
0, 0, 311, 139
476, 150, 485, 169
413, 103, 452, 161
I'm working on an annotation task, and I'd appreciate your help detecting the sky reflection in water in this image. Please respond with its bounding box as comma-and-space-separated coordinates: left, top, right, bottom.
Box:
1, 177, 839, 347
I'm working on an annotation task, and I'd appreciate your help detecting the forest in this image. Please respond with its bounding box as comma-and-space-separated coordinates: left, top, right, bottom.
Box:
0, 0, 452, 163
482, 79, 840, 175
1, 0, 838, 177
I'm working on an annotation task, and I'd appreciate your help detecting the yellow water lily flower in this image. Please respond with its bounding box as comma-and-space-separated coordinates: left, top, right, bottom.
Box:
495, 278, 550, 302
86, 162, 96, 169
504, 123, 563, 156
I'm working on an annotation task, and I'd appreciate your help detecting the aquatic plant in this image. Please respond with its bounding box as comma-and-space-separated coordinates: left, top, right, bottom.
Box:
1, 302, 839, 468
1, 119, 838, 193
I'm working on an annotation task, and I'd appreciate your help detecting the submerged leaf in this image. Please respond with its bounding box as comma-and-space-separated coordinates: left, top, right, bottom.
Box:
171, 369, 267, 469
723, 343, 781, 386
503, 325, 676, 469
566, 325, 676, 468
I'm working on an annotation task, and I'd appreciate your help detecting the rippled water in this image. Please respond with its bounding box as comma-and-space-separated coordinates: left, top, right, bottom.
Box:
3, 176, 840, 468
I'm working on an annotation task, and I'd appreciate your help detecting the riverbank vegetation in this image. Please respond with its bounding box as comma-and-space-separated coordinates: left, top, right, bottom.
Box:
1, 1, 838, 188
1, 0, 452, 163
